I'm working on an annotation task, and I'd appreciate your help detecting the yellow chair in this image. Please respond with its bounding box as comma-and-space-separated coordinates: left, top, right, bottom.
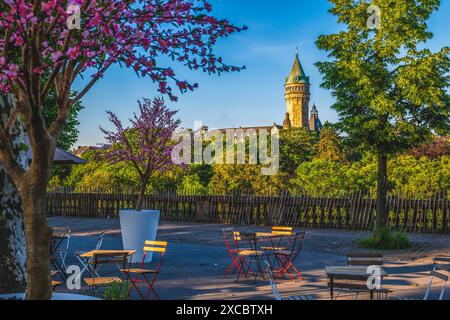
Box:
121, 241, 168, 300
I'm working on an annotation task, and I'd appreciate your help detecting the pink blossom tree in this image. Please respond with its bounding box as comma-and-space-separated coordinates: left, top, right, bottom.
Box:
100, 97, 180, 211
0, 0, 245, 299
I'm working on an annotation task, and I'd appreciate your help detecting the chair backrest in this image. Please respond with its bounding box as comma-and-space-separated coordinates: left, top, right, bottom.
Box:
142, 241, 168, 271
144, 241, 168, 254
222, 228, 235, 251
95, 231, 106, 250
233, 231, 243, 242
265, 261, 282, 300
287, 232, 306, 255
347, 253, 384, 267
272, 226, 293, 236
49, 227, 71, 255
424, 263, 449, 301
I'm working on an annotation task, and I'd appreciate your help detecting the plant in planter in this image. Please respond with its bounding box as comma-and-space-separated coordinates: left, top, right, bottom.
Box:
100, 97, 180, 262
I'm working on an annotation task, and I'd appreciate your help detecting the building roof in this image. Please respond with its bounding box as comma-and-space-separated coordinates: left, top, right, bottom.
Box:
214, 124, 283, 134
285, 49, 310, 85
311, 103, 318, 116
25, 139, 86, 165
309, 103, 323, 133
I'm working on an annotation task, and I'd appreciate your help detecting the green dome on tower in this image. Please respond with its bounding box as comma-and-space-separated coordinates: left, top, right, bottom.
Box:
285, 49, 310, 85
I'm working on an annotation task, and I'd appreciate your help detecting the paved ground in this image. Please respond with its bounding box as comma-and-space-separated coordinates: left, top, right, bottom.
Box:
48, 217, 450, 300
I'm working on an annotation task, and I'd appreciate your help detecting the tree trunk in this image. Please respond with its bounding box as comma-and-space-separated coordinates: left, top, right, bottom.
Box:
0, 94, 27, 294
376, 152, 389, 229
136, 178, 148, 211
14, 91, 55, 300
0, 170, 27, 293
20, 179, 53, 300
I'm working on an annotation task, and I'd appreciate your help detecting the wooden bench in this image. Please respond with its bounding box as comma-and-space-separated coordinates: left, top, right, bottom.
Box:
347, 253, 384, 266
84, 277, 123, 287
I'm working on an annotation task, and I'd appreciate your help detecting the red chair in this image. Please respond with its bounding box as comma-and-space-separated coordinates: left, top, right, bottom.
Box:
222, 228, 251, 276
273, 232, 306, 280
121, 241, 167, 300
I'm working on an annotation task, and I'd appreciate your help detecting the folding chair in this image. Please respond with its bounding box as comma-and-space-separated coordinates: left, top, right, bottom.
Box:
424, 262, 449, 300
234, 232, 263, 281
222, 228, 251, 276
121, 241, 168, 300
265, 261, 314, 301
49, 227, 72, 281
260, 227, 294, 261
55, 227, 72, 271
84, 251, 129, 292
75, 231, 106, 279
272, 232, 306, 280
395, 259, 449, 300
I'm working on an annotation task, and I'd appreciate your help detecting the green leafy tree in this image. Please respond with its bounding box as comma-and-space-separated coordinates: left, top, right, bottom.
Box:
290, 159, 365, 197
389, 154, 449, 198
177, 174, 209, 195
42, 90, 83, 151
209, 164, 283, 196
316, 0, 450, 228
315, 123, 345, 162
279, 128, 317, 176
189, 164, 214, 187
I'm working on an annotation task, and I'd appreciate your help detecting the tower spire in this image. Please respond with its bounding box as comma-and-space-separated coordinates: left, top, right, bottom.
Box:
285, 48, 311, 129
285, 49, 309, 85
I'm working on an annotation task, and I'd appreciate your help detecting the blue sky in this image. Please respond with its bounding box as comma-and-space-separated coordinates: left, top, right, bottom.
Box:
73, 0, 450, 147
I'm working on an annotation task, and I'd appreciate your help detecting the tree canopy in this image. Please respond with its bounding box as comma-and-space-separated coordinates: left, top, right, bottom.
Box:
315, 0, 450, 227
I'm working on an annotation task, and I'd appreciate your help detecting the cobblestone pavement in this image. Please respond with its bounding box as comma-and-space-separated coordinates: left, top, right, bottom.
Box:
48, 217, 450, 300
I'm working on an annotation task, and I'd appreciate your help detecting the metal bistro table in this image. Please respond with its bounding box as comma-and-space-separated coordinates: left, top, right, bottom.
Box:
237, 232, 284, 281
325, 266, 388, 300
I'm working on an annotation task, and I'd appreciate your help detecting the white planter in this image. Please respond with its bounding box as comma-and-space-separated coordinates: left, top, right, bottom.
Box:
119, 210, 160, 263
0, 293, 102, 300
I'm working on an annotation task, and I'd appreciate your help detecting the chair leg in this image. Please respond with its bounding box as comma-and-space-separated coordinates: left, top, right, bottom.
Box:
286, 262, 303, 280
225, 253, 244, 276
143, 274, 160, 300
127, 276, 146, 300
236, 256, 248, 282
275, 256, 289, 277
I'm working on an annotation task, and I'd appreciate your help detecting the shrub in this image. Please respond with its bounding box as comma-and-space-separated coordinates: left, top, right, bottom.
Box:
358, 227, 412, 250
103, 281, 131, 301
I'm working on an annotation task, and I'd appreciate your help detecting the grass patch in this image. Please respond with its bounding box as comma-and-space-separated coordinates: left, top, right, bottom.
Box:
358, 227, 412, 250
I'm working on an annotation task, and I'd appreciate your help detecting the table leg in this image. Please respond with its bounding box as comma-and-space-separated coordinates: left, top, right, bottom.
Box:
330, 276, 334, 300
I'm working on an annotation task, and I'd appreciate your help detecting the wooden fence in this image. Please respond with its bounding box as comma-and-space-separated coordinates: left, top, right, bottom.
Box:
46, 190, 450, 233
